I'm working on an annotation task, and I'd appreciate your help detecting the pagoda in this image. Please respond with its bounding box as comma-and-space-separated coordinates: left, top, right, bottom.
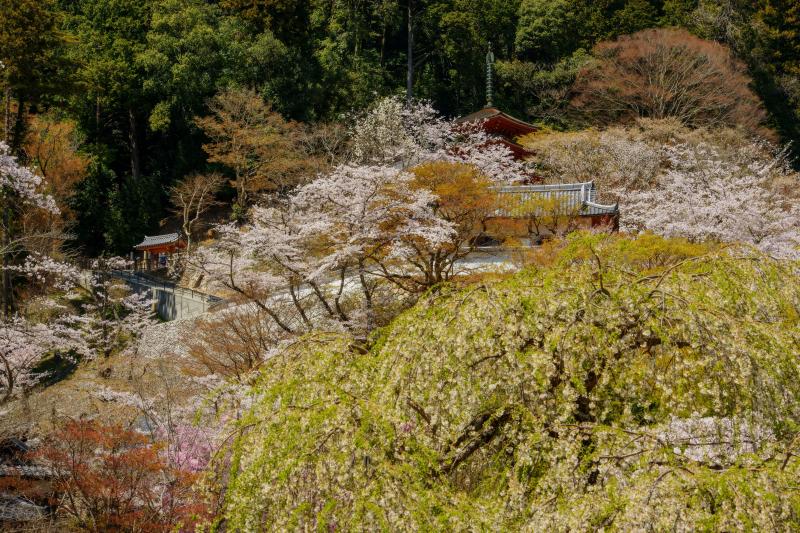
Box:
456, 43, 538, 162
456, 107, 537, 160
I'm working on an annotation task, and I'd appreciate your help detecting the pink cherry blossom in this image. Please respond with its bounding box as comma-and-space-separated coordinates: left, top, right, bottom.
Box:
0, 141, 58, 214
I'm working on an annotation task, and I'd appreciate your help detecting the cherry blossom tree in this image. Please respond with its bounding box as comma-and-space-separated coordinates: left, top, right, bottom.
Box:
382, 161, 498, 291
0, 317, 83, 403
350, 96, 530, 183
526, 121, 800, 258
622, 142, 800, 259
0, 254, 86, 403
524, 126, 661, 192
0, 253, 158, 404
216, 234, 800, 530
0, 254, 154, 404
0, 142, 58, 214
21, 420, 208, 531
82, 257, 157, 357
1, 141, 60, 316
195, 164, 455, 336
93, 383, 218, 476
190, 98, 533, 352
187, 98, 536, 380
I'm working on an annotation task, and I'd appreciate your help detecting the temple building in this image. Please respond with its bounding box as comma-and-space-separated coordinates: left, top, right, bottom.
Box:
483, 181, 619, 243
462, 46, 619, 243
133, 233, 186, 271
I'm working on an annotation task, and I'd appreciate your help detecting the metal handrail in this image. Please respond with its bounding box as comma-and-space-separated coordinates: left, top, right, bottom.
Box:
110, 270, 223, 305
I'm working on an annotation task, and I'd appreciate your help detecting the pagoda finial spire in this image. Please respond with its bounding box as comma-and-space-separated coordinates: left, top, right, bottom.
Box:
485, 42, 495, 108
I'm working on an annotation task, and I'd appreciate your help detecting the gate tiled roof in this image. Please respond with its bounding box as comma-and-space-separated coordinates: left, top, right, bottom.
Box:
134, 233, 182, 250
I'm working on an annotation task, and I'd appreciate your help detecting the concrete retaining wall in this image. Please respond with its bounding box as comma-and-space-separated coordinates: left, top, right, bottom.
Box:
105, 270, 223, 321
151, 286, 219, 321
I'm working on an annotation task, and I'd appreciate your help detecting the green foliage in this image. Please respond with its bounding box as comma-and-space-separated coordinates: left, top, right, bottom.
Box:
102, 174, 163, 253
678, 0, 800, 161
514, 0, 670, 63
0, 0, 68, 99
309, 0, 397, 114
0, 0, 71, 150
219, 234, 800, 529
67, 150, 164, 254
137, 0, 225, 134
515, 0, 582, 62
745, 1, 800, 161
4, 0, 797, 253
68, 154, 114, 255
495, 50, 590, 127
660, 0, 697, 26
612, 0, 660, 35
60, 0, 152, 106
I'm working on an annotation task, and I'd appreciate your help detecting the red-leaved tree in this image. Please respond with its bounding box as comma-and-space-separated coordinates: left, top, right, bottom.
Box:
571, 28, 766, 131
25, 420, 207, 531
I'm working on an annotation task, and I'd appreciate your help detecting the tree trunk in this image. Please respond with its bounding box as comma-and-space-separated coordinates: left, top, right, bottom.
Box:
406, 0, 414, 104
358, 260, 373, 331
2, 206, 12, 318
3, 88, 10, 143
2, 93, 23, 317
96, 96, 101, 138
128, 107, 141, 181
10, 94, 25, 154
380, 24, 386, 67
1, 353, 13, 403
183, 217, 193, 254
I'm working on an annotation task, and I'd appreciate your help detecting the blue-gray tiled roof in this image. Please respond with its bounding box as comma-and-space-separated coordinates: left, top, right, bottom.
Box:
0, 494, 46, 522
0, 464, 54, 479
492, 181, 618, 218
134, 232, 182, 249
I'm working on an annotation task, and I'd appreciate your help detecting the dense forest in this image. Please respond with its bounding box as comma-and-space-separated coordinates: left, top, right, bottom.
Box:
1, 0, 799, 254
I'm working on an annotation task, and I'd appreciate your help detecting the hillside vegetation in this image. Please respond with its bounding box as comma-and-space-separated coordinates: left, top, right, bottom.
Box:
2, 0, 799, 253
220, 234, 800, 530
3, 1, 800, 528
523, 120, 800, 258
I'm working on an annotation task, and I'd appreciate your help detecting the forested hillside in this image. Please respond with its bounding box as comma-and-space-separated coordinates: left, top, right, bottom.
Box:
2, 1, 800, 530
1, 0, 799, 254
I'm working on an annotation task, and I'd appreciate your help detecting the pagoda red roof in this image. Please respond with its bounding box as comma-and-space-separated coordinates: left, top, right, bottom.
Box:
457, 107, 538, 138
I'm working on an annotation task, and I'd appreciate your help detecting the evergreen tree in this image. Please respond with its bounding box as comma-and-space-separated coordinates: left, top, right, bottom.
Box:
0, 0, 69, 152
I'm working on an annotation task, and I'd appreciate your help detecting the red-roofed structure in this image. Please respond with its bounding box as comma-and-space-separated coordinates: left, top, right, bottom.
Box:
458, 107, 538, 138
133, 233, 186, 271
457, 107, 541, 182
457, 107, 538, 163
